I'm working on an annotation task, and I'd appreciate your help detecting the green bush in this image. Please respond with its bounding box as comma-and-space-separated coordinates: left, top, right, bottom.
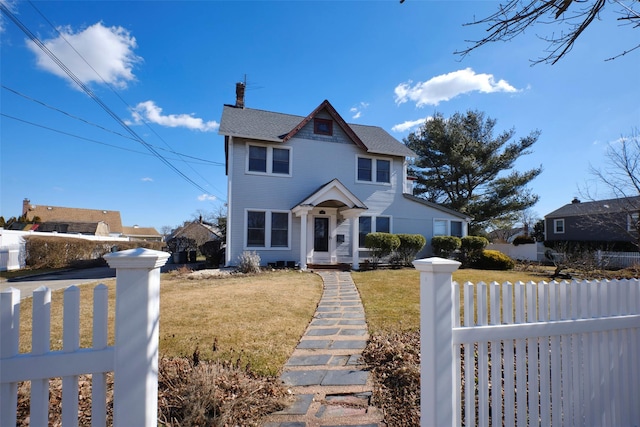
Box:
513, 235, 535, 246
395, 234, 426, 266
460, 236, 489, 267
365, 232, 401, 267
431, 235, 461, 258
472, 249, 515, 270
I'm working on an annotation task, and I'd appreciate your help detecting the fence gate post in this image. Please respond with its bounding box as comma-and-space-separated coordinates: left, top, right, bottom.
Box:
104, 248, 169, 427
413, 257, 461, 427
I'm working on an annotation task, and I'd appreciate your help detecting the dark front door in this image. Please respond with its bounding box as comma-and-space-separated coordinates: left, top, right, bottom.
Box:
314, 217, 329, 252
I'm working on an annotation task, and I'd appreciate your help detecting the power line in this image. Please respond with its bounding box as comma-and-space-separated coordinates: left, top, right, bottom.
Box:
1, 85, 225, 166
1, 113, 220, 166
26, 0, 225, 199
1, 2, 225, 202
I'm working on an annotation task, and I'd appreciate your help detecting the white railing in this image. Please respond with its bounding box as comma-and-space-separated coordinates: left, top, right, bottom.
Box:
0, 248, 169, 426
414, 257, 640, 427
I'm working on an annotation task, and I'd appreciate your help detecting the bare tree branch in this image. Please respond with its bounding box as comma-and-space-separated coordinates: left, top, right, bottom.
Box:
452, 0, 640, 64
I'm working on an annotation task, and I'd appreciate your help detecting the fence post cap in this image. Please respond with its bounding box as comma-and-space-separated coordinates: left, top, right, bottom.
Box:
104, 248, 170, 269
413, 257, 461, 273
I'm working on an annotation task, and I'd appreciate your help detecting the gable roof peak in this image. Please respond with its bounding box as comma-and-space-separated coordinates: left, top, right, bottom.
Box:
281, 100, 367, 150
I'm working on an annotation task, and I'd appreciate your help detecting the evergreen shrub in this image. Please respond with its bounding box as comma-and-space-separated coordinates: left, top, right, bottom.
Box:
431, 235, 461, 258
472, 249, 515, 270
395, 234, 427, 266
365, 232, 401, 267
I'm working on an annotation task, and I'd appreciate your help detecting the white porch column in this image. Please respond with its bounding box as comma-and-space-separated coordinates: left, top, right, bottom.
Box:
299, 211, 308, 270
341, 208, 364, 270
293, 205, 314, 270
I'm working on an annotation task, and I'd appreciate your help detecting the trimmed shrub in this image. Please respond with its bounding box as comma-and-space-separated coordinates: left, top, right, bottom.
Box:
472, 249, 515, 270
431, 235, 461, 259
513, 235, 535, 246
236, 251, 261, 274
460, 236, 489, 267
365, 232, 401, 268
395, 234, 427, 266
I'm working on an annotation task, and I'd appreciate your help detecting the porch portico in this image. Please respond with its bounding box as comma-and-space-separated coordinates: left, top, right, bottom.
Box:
292, 179, 367, 270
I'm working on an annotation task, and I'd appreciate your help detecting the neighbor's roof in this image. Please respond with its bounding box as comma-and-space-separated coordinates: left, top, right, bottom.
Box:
24, 203, 123, 234
545, 196, 640, 218
403, 194, 473, 221
121, 226, 161, 237
219, 102, 416, 158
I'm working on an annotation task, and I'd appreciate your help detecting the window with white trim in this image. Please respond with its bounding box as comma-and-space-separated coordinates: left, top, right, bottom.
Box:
246, 143, 291, 176
359, 215, 392, 247
554, 219, 565, 234
433, 219, 464, 237
246, 210, 290, 249
356, 156, 391, 184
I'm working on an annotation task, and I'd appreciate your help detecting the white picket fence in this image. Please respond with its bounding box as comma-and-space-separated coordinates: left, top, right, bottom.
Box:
0, 248, 170, 426
415, 257, 640, 427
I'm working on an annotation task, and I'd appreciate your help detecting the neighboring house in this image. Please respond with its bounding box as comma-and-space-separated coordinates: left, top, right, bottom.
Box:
169, 218, 222, 250
122, 225, 163, 242
8, 221, 111, 236
218, 83, 471, 269
545, 196, 640, 248
22, 198, 123, 237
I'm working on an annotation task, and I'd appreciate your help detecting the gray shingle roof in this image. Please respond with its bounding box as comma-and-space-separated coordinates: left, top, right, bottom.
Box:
545, 196, 640, 218
219, 104, 416, 158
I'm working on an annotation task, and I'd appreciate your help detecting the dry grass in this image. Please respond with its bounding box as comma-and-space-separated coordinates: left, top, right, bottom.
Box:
16, 269, 323, 376
352, 266, 556, 334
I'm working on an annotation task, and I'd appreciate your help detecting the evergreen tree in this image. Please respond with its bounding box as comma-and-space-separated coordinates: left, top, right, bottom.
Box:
405, 110, 542, 234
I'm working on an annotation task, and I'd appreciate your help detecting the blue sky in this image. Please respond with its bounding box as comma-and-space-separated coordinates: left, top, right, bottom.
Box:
1, 1, 638, 232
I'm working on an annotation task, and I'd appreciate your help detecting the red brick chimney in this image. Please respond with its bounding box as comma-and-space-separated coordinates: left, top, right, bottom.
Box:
235, 82, 245, 108
22, 198, 31, 216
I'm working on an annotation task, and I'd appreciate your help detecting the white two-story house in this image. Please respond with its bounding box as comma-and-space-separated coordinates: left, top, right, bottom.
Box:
218, 83, 470, 269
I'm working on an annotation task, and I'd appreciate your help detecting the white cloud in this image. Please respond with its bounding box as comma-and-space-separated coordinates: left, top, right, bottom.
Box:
141, 177, 153, 182
394, 68, 518, 107
129, 100, 219, 132
198, 194, 217, 202
350, 102, 369, 120
26, 22, 141, 89
391, 117, 431, 133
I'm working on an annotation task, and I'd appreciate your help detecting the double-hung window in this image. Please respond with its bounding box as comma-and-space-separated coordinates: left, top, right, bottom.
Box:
554, 219, 565, 234
246, 210, 290, 249
357, 156, 391, 184
359, 215, 391, 247
247, 143, 291, 176
434, 219, 464, 237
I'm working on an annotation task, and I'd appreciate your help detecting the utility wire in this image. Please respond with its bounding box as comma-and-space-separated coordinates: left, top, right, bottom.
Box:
27, 0, 225, 199
2, 113, 219, 166
1, 2, 225, 202
2, 85, 224, 166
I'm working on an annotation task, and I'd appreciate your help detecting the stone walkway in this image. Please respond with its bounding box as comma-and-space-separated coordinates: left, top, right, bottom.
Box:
264, 270, 385, 427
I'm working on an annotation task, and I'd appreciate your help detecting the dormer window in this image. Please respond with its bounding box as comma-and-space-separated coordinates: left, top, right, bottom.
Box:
314, 118, 333, 136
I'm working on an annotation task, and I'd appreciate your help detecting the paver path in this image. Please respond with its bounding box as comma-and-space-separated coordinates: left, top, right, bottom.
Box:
264, 270, 385, 427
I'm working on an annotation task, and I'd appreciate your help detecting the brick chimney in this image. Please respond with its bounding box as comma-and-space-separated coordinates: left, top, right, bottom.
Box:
235, 82, 245, 108
23, 198, 31, 216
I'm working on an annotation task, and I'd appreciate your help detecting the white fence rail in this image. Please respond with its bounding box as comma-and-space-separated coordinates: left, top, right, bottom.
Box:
0, 248, 169, 426
415, 257, 640, 427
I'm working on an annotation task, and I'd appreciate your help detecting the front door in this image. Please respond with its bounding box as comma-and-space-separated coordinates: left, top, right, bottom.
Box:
314, 217, 329, 253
